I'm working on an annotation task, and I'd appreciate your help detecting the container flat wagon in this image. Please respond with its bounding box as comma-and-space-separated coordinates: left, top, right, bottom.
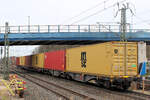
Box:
15, 41, 147, 90
16, 57, 20, 66
32, 53, 44, 69
25, 56, 32, 67
44, 50, 66, 76
65, 41, 138, 89
19, 56, 25, 66
10, 56, 16, 65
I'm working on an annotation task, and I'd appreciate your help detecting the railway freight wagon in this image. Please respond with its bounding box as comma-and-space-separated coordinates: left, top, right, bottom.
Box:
16, 57, 20, 66
25, 56, 32, 67
66, 41, 139, 89
15, 41, 146, 90
32, 53, 44, 70
10, 56, 16, 65
19, 56, 25, 66
44, 50, 66, 75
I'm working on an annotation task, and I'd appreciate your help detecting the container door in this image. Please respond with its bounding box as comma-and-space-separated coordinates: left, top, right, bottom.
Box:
126, 43, 138, 76
112, 42, 138, 76
112, 43, 125, 76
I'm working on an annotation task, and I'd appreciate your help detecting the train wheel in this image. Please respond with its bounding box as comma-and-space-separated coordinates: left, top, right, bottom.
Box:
58, 73, 63, 78
66, 75, 72, 80
104, 81, 111, 89
122, 81, 130, 90
122, 85, 129, 90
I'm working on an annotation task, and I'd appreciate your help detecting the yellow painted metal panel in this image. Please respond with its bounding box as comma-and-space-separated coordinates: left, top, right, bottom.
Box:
66, 42, 112, 75
66, 41, 138, 77
126, 43, 138, 76
19, 56, 25, 66
32, 53, 44, 68
112, 42, 138, 76
32, 55, 36, 67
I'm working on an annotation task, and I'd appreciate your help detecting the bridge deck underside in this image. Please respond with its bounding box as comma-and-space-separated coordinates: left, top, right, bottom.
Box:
0, 32, 150, 45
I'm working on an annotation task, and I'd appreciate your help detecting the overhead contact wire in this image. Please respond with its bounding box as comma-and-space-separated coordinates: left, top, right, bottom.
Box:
61, 0, 111, 24
71, 0, 127, 25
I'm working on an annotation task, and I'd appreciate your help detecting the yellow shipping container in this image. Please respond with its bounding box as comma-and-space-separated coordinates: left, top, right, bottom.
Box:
66, 41, 138, 77
32, 53, 44, 68
19, 56, 25, 66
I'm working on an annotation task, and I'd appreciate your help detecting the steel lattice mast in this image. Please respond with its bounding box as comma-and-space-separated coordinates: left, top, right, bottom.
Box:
4, 22, 9, 80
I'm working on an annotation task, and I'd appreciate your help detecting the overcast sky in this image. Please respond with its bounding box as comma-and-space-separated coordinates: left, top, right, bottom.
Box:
0, 0, 149, 56
0, 0, 149, 27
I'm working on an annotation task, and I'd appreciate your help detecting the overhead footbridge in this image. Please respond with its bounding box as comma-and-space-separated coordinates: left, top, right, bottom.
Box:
0, 24, 150, 45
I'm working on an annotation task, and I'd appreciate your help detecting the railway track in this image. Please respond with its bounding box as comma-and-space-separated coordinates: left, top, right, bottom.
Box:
12, 68, 150, 100
104, 89, 150, 100
12, 70, 96, 100
125, 90, 150, 100
87, 81, 150, 100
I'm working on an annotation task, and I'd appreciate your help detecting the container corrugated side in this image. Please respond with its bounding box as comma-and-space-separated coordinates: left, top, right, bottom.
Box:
32, 55, 36, 68
19, 56, 25, 66
32, 53, 44, 68
44, 50, 66, 71
66, 41, 138, 77
11, 57, 16, 65
25, 56, 32, 67
66, 42, 112, 76
16, 57, 20, 66
112, 42, 138, 76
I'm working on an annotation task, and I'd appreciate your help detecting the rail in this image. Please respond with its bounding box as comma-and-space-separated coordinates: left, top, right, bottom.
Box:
12, 70, 95, 100
13, 67, 150, 100
0, 24, 149, 33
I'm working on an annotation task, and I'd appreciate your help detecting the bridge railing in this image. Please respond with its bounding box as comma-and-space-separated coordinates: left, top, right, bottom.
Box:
0, 25, 149, 33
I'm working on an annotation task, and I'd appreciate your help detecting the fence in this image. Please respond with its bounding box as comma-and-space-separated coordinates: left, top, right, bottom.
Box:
0, 24, 149, 33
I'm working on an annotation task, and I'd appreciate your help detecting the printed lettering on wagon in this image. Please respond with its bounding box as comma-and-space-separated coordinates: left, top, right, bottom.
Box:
81, 52, 87, 68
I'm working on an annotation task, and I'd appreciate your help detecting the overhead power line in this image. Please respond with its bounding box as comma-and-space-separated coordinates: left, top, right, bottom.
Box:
61, 0, 111, 24
71, 0, 127, 25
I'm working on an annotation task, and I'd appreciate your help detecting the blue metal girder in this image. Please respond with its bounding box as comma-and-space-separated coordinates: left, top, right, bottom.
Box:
0, 31, 150, 43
